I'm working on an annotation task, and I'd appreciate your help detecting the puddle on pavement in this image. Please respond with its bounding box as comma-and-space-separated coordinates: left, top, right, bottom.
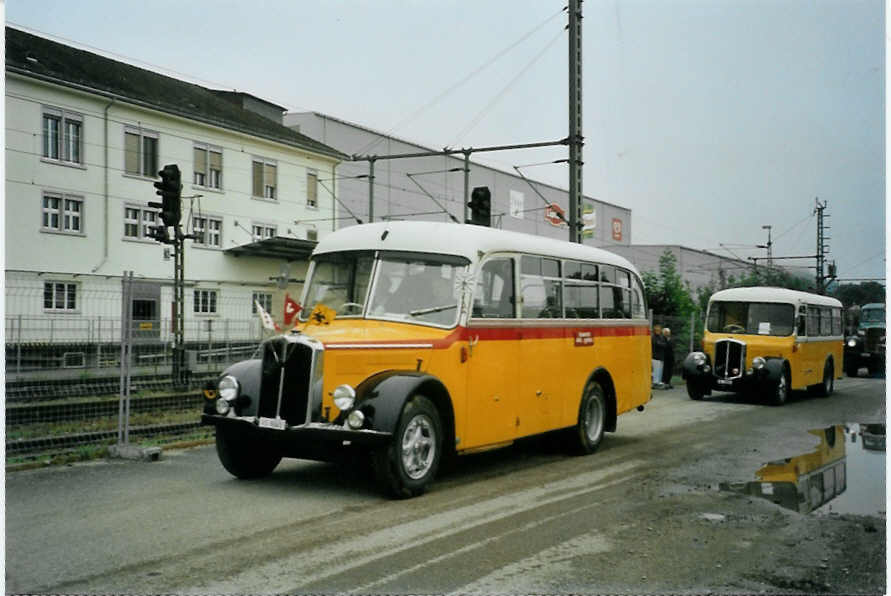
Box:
720, 424, 885, 516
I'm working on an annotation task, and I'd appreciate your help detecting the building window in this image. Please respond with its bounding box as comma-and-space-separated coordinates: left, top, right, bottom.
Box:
193, 144, 222, 189
194, 289, 218, 314
124, 205, 160, 240
44, 281, 78, 311
307, 228, 318, 242
307, 170, 318, 208
192, 215, 222, 247
124, 127, 159, 177
252, 224, 276, 242
42, 193, 84, 234
252, 158, 277, 199
252, 292, 273, 314
42, 107, 83, 164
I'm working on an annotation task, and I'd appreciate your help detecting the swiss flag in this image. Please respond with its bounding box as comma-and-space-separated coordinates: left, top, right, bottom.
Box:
283, 293, 302, 326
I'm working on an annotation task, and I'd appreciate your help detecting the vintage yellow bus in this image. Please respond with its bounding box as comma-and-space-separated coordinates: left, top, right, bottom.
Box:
684, 287, 843, 405
202, 221, 652, 497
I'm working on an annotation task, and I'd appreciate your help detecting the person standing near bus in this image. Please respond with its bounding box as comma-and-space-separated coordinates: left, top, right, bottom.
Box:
661, 327, 674, 389
652, 324, 666, 387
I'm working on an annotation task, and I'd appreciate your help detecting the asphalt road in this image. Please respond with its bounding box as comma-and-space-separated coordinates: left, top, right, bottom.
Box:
6, 376, 886, 594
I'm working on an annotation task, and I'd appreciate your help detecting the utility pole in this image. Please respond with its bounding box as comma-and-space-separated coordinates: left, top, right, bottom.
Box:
814, 198, 830, 294
568, 0, 584, 244
762, 224, 772, 268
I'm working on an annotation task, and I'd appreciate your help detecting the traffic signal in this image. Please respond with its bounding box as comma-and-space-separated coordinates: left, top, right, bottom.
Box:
467, 186, 491, 227
153, 164, 182, 227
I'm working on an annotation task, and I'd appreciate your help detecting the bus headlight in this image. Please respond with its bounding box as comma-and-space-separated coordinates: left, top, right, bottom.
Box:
847, 339, 858, 348
346, 409, 365, 429
752, 357, 766, 370
333, 384, 357, 411
218, 375, 240, 402
215, 398, 231, 415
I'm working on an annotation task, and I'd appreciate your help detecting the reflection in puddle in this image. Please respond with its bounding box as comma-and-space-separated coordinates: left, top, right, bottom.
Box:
721, 424, 885, 516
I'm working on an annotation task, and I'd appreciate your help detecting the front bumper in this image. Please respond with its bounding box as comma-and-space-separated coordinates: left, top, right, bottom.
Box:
202, 414, 392, 451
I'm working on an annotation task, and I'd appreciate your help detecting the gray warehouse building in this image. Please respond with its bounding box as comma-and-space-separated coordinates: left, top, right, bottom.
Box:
284, 112, 632, 248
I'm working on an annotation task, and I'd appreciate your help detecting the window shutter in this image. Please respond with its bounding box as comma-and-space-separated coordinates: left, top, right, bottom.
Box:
125, 132, 139, 174
252, 161, 264, 196
194, 147, 207, 175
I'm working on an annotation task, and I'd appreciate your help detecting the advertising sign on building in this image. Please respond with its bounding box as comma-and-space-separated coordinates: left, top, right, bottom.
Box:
612, 218, 623, 242
509, 190, 525, 219
582, 200, 596, 238
544, 203, 567, 227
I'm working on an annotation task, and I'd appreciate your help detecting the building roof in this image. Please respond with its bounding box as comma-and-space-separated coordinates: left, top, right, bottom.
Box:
5, 27, 348, 161
710, 286, 842, 307
313, 221, 641, 276
225, 237, 317, 260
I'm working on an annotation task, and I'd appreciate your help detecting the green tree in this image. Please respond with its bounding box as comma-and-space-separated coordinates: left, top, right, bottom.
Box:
642, 250, 696, 317
832, 282, 885, 309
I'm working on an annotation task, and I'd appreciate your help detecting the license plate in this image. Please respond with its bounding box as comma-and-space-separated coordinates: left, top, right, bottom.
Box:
258, 417, 287, 430
716, 379, 732, 386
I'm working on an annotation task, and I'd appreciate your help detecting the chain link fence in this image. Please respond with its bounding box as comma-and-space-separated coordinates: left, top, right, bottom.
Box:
5, 277, 278, 466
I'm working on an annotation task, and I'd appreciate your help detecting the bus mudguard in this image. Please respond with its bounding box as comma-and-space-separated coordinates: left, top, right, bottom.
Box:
353, 370, 454, 438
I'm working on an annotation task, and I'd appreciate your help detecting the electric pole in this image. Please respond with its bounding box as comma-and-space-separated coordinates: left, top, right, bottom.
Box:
568, 0, 584, 243
814, 198, 830, 294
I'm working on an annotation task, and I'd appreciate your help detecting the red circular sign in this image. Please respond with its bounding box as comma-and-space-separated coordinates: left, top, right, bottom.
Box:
544, 203, 566, 227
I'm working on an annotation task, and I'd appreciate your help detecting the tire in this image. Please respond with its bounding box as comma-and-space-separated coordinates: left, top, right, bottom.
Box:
813, 359, 834, 397
215, 427, 282, 479
770, 368, 790, 406
569, 380, 607, 454
686, 381, 704, 401
373, 395, 442, 499
846, 361, 860, 378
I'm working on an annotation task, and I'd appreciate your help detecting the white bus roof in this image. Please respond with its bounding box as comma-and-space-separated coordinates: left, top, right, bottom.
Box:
709, 286, 842, 308
313, 221, 641, 277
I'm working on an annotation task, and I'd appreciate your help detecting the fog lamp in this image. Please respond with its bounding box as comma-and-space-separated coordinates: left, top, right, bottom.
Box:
333, 384, 357, 411
731, 368, 740, 376
752, 357, 766, 370
347, 409, 365, 429
703, 365, 711, 373
218, 375, 239, 402
215, 398, 231, 415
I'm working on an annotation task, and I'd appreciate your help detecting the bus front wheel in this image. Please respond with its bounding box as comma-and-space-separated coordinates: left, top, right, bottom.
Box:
373, 395, 442, 499
570, 381, 606, 455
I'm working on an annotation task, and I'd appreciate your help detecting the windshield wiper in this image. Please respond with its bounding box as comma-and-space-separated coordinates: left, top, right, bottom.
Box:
409, 303, 458, 317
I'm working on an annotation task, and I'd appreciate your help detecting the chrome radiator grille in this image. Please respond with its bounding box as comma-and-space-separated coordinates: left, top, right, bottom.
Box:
714, 339, 746, 380
258, 337, 316, 426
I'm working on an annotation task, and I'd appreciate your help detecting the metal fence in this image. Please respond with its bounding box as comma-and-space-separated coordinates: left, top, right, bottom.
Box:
5, 277, 277, 466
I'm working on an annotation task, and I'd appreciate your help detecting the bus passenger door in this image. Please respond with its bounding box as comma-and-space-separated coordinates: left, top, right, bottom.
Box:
463, 257, 519, 449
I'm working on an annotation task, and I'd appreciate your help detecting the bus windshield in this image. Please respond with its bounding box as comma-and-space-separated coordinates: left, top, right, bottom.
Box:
301, 251, 470, 327
707, 301, 795, 336
300, 251, 375, 319
861, 307, 885, 323
368, 253, 470, 327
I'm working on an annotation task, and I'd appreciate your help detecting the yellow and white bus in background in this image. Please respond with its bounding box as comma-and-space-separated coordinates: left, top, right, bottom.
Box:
202, 221, 652, 497
684, 287, 843, 405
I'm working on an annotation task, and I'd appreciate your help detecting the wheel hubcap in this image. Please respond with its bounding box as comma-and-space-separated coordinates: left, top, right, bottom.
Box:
584, 393, 604, 442
777, 375, 787, 401
401, 414, 435, 480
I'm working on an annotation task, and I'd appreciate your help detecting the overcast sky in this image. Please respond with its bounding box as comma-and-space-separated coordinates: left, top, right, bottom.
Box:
5, 0, 886, 283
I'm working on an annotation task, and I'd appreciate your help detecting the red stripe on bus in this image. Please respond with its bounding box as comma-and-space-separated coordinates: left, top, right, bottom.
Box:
324, 324, 649, 350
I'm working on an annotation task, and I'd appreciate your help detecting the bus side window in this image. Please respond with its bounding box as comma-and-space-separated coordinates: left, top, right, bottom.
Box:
521, 256, 562, 318
807, 306, 820, 336
474, 258, 515, 318
797, 305, 807, 337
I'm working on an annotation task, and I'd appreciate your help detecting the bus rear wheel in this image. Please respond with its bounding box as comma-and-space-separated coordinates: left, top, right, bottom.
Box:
570, 381, 606, 455
812, 360, 834, 397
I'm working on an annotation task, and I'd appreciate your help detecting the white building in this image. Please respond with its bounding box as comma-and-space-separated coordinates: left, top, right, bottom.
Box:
5, 27, 346, 352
